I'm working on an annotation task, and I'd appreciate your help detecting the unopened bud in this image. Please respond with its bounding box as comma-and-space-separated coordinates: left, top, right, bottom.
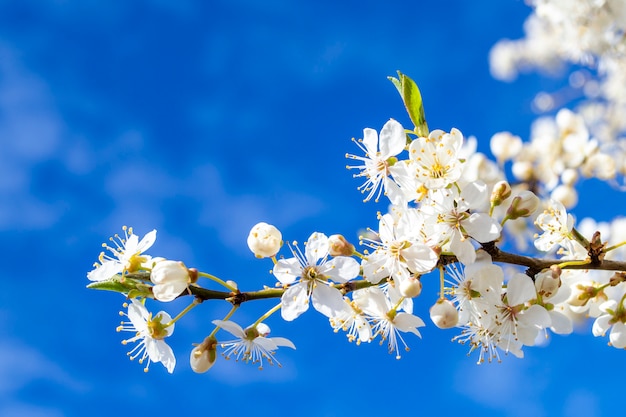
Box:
399, 276, 422, 298
247, 222, 282, 258
150, 260, 190, 302
491, 180, 512, 207
328, 234, 355, 257
190, 336, 217, 373
429, 299, 459, 329
506, 190, 540, 220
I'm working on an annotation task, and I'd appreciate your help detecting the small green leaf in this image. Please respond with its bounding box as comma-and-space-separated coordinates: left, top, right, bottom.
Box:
87, 277, 152, 297
87, 279, 130, 293
387, 71, 429, 137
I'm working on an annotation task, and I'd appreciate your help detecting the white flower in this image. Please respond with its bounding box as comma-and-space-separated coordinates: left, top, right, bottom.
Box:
212, 320, 295, 369
273, 232, 360, 321
534, 199, 575, 252
117, 299, 176, 373
422, 182, 501, 265
592, 285, 626, 348
353, 287, 425, 359
408, 128, 464, 190
247, 222, 282, 258
493, 273, 551, 354
88, 226, 157, 281
361, 211, 438, 285
447, 253, 503, 326
329, 298, 372, 344
346, 118, 406, 203
150, 260, 190, 302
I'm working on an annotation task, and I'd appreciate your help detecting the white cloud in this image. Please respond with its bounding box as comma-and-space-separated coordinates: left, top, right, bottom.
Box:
0, 338, 87, 395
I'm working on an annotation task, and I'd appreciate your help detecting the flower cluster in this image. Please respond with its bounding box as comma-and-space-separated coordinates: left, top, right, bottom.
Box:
85, 3, 626, 372
490, 0, 626, 192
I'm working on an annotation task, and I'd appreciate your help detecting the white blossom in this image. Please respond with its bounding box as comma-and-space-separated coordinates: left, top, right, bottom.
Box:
273, 232, 360, 321
117, 299, 176, 373
88, 226, 156, 281
213, 320, 295, 369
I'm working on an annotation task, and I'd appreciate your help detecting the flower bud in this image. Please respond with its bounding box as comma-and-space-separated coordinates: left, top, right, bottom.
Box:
399, 276, 422, 298
534, 266, 561, 298
490, 180, 512, 207
150, 260, 190, 302
190, 336, 217, 373
506, 190, 540, 220
328, 234, 355, 257
429, 299, 459, 329
247, 222, 282, 258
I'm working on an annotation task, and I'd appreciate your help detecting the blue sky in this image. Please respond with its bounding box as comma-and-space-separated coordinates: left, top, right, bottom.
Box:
1, 1, 624, 416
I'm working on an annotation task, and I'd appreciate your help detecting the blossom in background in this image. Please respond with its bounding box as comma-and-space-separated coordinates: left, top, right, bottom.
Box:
117, 299, 176, 373
273, 232, 360, 321
87, 226, 157, 282
213, 320, 295, 369
346, 118, 406, 204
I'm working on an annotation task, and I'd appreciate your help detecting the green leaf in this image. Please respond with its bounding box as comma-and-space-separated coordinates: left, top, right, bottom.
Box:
87, 277, 152, 297
387, 71, 429, 137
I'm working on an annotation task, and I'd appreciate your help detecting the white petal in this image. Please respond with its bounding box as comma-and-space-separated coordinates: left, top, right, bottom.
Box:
361, 253, 388, 284
460, 181, 488, 211
311, 283, 345, 318
463, 213, 501, 243
353, 287, 388, 317
393, 312, 425, 336
212, 319, 246, 338
549, 310, 573, 335
450, 232, 476, 265
507, 273, 536, 306
520, 304, 551, 329
323, 256, 360, 283
153, 282, 187, 302
137, 229, 157, 253
304, 232, 329, 265
379, 118, 406, 157
610, 322, 626, 348
404, 243, 438, 273
280, 283, 310, 321
152, 339, 176, 373
268, 337, 296, 349
272, 258, 301, 284
127, 299, 149, 329
362, 127, 379, 156
87, 261, 123, 281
